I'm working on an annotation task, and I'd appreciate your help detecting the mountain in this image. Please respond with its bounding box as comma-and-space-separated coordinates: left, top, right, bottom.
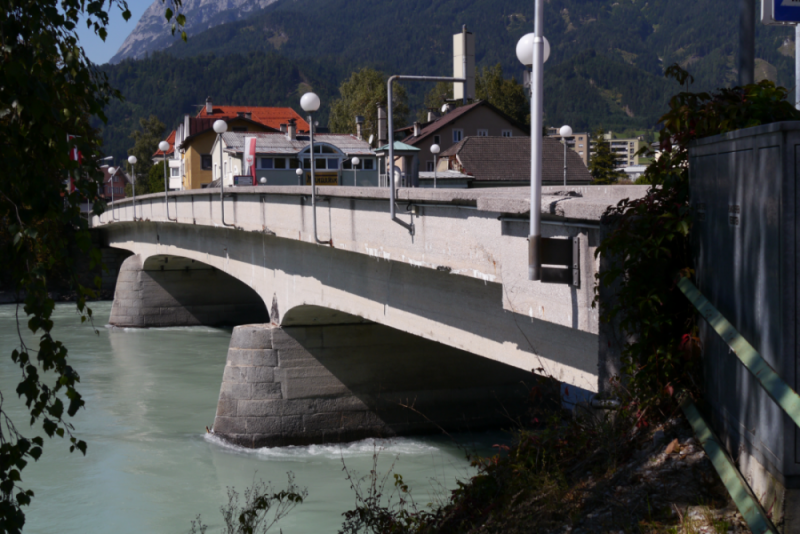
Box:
109, 0, 281, 63
100, 0, 796, 160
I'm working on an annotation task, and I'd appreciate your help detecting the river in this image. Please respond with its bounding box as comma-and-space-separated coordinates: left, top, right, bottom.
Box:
0, 302, 500, 533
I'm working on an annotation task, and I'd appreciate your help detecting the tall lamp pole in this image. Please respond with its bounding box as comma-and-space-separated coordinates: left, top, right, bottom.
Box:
351, 157, 360, 187
159, 140, 176, 222
300, 92, 327, 245
127, 155, 138, 221
430, 144, 440, 189
559, 125, 572, 187
517, 26, 551, 281
213, 120, 234, 227
108, 166, 120, 220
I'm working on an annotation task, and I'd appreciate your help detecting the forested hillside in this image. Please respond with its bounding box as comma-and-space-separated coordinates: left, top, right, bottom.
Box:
99, 0, 797, 159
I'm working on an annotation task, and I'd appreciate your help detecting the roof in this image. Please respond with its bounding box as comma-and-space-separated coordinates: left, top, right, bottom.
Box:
400, 100, 528, 146
418, 170, 472, 180
440, 136, 592, 183
219, 132, 374, 156
153, 130, 176, 157
101, 166, 131, 185
374, 141, 420, 152
180, 116, 278, 148
197, 106, 310, 132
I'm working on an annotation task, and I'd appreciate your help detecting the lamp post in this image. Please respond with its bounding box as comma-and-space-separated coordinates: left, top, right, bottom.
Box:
559, 125, 572, 188
430, 144, 440, 189
127, 155, 138, 221
108, 166, 119, 220
213, 120, 234, 227
517, 24, 550, 281
300, 92, 327, 245
159, 140, 176, 222
295, 167, 303, 185
351, 157, 360, 187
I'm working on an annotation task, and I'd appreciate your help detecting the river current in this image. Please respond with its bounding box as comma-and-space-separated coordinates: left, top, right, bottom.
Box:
0, 302, 499, 533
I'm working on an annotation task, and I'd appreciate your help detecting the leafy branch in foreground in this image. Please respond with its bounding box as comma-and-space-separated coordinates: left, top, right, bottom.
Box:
0, 0, 185, 531
189, 473, 307, 534
595, 65, 800, 419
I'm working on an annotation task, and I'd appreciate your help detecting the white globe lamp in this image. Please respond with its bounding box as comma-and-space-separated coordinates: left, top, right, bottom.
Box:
300, 92, 321, 113
213, 120, 227, 134
127, 155, 137, 165
515, 33, 550, 67
260, 177, 267, 184
158, 141, 170, 152
559, 125, 573, 137
430, 144, 441, 189
430, 144, 440, 155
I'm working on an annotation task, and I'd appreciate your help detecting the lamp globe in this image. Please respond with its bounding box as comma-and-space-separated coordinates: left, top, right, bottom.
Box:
515, 33, 551, 67
559, 125, 573, 137
158, 141, 170, 152
430, 144, 441, 155
127, 155, 137, 165
213, 120, 228, 134
300, 92, 321, 113
351, 157, 360, 167
296, 168, 303, 176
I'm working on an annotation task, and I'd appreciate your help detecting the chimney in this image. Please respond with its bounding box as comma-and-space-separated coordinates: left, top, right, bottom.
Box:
413, 121, 420, 137
245, 112, 252, 120
376, 103, 388, 147
453, 25, 475, 103
205, 96, 213, 115
237, 112, 245, 118
280, 123, 287, 133
355, 115, 365, 140
287, 118, 296, 141
427, 108, 439, 122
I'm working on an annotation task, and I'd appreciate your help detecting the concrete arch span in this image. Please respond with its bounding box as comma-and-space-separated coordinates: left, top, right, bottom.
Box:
109, 252, 269, 328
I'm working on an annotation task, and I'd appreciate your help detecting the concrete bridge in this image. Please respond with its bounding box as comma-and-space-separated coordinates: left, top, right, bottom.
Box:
93, 184, 646, 447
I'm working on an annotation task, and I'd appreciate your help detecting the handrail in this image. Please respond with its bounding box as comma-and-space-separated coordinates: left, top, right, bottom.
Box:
678, 277, 800, 429
163, 153, 176, 222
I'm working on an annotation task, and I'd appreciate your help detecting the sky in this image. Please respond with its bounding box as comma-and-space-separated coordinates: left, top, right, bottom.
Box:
75, 0, 153, 65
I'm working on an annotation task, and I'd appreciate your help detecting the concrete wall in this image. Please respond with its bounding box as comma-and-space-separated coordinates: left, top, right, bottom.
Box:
213, 322, 540, 447
109, 254, 269, 327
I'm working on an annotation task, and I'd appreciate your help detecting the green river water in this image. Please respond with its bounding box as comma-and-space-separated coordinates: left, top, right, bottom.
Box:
0, 302, 497, 533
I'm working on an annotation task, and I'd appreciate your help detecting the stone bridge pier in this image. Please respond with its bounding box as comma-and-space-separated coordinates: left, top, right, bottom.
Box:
213, 321, 536, 448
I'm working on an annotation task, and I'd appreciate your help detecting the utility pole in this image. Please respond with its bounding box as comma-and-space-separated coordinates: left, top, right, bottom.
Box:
739, 0, 755, 85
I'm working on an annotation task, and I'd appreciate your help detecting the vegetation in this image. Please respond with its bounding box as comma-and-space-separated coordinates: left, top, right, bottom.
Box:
475, 64, 528, 126
0, 0, 185, 531
189, 473, 307, 534
128, 115, 166, 182
148, 161, 168, 194
328, 68, 409, 138
589, 128, 625, 184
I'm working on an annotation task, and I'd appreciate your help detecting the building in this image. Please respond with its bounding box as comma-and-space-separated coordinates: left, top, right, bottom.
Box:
395, 100, 529, 182
173, 97, 312, 190
436, 136, 592, 187
590, 131, 642, 168
152, 130, 181, 190
210, 129, 376, 187
547, 128, 591, 167
100, 165, 131, 201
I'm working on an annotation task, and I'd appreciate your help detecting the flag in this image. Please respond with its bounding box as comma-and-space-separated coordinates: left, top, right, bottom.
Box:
67, 134, 82, 193
243, 136, 257, 185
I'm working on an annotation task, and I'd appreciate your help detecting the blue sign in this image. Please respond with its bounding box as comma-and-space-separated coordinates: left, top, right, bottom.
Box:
766, 0, 800, 23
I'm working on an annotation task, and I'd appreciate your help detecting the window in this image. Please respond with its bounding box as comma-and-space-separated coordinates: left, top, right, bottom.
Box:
342, 159, 353, 170
578, 151, 584, 155
501, 130, 512, 138
274, 158, 287, 169
426, 161, 434, 172
289, 158, 301, 169
260, 158, 274, 169
315, 158, 326, 170
363, 159, 374, 170
477, 129, 488, 137
434, 135, 441, 145
201, 155, 212, 170
452, 129, 463, 143
303, 159, 311, 169
327, 158, 339, 170
578, 144, 584, 148
232, 127, 247, 133
171, 167, 180, 176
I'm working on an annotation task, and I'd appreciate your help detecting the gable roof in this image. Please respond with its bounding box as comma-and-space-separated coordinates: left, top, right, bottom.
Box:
180, 116, 279, 149
153, 130, 176, 157
440, 136, 592, 183
401, 100, 528, 146
197, 106, 310, 132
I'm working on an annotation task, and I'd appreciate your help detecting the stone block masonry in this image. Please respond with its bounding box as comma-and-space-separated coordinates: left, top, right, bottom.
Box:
214, 323, 542, 448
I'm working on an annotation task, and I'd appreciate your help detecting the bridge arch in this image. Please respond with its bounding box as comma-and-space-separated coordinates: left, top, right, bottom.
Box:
109, 252, 269, 328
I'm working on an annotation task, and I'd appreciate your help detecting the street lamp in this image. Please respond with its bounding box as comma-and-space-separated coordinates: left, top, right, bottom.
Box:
516, 21, 550, 281
559, 125, 572, 188
108, 166, 120, 220
127, 155, 137, 221
295, 167, 303, 185
300, 92, 326, 244
351, 157, 360, 187
159, 140, 176, 222
430, 144, 440, 189
213, 119, 234, 227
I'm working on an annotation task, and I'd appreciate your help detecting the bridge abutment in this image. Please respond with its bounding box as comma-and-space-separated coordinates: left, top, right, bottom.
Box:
109, 254, 269, 327
213, 323, 544, 448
